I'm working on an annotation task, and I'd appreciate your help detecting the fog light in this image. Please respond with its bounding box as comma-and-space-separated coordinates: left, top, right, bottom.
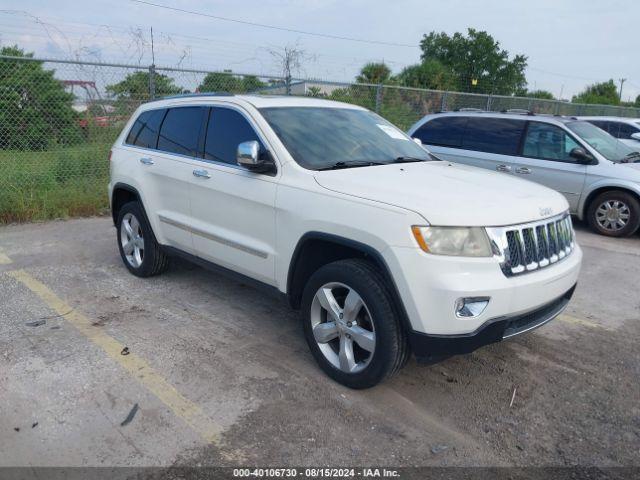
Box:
455, 297, 490, 318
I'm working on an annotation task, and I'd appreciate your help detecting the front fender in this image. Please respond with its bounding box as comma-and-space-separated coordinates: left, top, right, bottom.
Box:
578, 179, 640, 220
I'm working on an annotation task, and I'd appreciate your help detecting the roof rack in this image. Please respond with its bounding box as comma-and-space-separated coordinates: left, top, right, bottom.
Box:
160, 91, 234, 100
454, 108, 486, 112
501, 109, 535, 115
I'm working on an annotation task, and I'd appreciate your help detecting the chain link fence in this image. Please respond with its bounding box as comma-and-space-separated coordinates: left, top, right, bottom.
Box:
2, 54, 640, 223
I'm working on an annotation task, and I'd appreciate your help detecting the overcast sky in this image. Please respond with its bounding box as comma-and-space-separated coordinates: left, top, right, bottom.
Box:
1, 0, 638, 99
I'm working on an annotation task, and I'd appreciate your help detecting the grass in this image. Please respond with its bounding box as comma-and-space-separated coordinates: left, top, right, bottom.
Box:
0, 143, 112, 224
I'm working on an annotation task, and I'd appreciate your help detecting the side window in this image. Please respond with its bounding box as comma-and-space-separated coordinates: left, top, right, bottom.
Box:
523, 123, 580, 162
204, 107, 264, 165
125, 109, 166, 149
413, 117, 467, 148
589, 120, 610, 133
462, 118, 525, 155
609, 122, 639, 139
157, 107, 205, 157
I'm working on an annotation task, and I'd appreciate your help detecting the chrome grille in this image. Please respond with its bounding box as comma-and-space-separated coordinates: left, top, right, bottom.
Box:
487, 213, 575, 277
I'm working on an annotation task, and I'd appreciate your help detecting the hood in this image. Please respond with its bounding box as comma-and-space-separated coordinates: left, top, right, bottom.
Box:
619, 161, 640, 173
314, 161, 569, 226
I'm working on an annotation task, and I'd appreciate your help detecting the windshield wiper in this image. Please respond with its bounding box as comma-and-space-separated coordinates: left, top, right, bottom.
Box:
317, 161, 385, 171
620, 151, 640, 163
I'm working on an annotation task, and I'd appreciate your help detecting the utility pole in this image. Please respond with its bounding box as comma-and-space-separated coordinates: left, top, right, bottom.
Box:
149, 27, 156, 99
619, 78, 626, 101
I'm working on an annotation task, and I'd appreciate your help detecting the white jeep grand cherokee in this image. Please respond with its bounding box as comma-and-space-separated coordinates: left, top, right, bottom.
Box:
109, 94, 582, 388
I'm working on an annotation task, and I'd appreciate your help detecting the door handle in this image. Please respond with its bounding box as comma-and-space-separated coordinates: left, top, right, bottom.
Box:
139, 157, 154, 165
516, 167, 532, 174
193, 169, 211, 179
496, 164, 511, 172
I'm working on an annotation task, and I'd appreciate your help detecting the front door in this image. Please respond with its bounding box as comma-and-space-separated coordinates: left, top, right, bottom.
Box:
513, 121, 587, 212
187, 106, 278, 285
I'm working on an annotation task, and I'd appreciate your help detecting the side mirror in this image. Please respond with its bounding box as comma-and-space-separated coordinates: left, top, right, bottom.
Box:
236, 140, 274, 173
412, 137, 422, 145
569, 147, 594, 164
631, 132, 640, 141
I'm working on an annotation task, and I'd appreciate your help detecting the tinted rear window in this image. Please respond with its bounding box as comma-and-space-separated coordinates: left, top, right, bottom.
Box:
126, 109, 166, 149
609, 122, 640, 139
462, 118, 525, 155
413, 116, 467, 147
157, 107, 205, 156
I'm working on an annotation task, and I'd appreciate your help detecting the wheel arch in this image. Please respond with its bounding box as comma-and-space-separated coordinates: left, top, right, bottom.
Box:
111, 183, 143, 225
580, 184, 640, 220
286, 232, 412, 332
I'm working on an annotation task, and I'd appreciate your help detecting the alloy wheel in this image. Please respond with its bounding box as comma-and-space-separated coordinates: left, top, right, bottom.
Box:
120, 212, 145, 268
310, 282, 376, 374
595, 200, 630, 232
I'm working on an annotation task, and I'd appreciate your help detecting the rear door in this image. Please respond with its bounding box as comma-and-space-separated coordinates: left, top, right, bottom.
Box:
512, 121, 587, 212
122, 107, 198, 252
144, 106, 207, 252
413, 116, 525, 175
187, 105, 278, 285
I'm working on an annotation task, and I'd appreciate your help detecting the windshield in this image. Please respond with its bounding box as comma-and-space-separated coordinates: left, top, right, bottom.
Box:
566, 121, 637, 162
259, 107, 430, 170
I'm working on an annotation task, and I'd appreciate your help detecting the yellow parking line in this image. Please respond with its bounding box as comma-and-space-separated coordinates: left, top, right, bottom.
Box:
557, 314, 609, 330
7, 269, 224, 446
0, 248, 12, 264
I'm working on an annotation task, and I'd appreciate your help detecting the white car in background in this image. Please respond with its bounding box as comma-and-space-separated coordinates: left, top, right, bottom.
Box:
579, 116, 640, 148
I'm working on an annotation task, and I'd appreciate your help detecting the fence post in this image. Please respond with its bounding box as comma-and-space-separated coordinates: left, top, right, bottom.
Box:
486, 94, 492, 111
440, 91, 448, 112
148, 64, 156, 100
285, 75, 292, 95
375, 84, 383, 113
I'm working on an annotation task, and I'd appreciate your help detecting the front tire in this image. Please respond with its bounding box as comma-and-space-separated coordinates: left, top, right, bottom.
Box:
116, 202, 169, 277
301, 259, 409, 389
587, 191, 640, 237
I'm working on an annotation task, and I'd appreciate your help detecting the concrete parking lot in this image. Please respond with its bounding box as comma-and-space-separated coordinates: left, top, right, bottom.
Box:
0, 217, 638, 468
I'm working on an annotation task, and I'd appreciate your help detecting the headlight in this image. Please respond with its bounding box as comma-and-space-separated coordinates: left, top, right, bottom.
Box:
411, 226, 492, 257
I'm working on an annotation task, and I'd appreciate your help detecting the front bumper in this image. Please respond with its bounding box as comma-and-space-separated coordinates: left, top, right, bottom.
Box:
408, 285, 575, 361
384, 242, 582, 336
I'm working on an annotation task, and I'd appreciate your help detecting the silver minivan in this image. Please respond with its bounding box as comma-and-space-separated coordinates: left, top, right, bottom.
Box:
408, 112, 640, 237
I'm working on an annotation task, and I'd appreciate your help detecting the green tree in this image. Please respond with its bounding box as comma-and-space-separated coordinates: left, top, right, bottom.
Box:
0, 46, 81, 150
396, 59, 455, 90
523, 89, 555, 100
635, 94, 640, 108
106, 71, 181, 101
106, 71, 181, 114
198, 72, 265, 93
306, 86, 324, 97
356, 62, 392, 84
572, 80, 619, 105
419, 28, 528, 95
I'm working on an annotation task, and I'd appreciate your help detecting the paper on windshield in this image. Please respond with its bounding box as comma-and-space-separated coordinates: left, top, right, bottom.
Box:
376, 124, 408, 140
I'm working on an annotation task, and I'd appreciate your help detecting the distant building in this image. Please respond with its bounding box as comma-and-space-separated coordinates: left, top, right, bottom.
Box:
257, 80, 342, 96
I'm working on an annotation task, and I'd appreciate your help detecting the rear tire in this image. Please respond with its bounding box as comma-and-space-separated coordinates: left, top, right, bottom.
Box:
586, 191, 640, 237
301, 259, 409, 389
116, 202, 169, 277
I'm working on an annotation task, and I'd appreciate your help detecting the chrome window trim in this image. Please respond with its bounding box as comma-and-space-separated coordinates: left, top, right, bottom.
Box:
486, 212, 575, 277
120, 103, 280, 176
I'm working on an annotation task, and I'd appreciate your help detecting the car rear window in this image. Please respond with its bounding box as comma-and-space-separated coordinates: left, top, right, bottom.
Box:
413, 116, 467, 147
157, 107, 205, 157
125, 109, 166, 149
462, 118, 525, 155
